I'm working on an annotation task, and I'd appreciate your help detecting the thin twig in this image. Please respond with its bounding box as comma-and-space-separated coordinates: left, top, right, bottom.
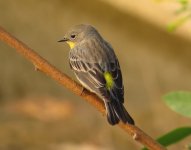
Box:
0, 26, 166, 150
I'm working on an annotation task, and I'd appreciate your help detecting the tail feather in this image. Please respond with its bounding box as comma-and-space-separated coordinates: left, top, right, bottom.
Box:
105, 102, 120, 125
105, 101, 134, 125
113, 101, 135, 125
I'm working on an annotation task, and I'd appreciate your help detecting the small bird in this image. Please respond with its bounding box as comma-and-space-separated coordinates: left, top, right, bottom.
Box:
58, 24, 134, 125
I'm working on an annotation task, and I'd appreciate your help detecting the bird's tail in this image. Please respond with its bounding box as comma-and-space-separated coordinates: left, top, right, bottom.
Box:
105, 101, 134, 125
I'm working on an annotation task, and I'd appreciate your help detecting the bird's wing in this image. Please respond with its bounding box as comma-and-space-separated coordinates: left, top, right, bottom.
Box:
109, 59, 124, 103
69, 53, 106, 88
103, 40, 124, 102
69, 52, 124, 103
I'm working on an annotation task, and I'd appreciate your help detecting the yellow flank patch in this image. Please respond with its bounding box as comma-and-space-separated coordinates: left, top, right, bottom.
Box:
66, 41, 75, 49
104, 72, 114, 90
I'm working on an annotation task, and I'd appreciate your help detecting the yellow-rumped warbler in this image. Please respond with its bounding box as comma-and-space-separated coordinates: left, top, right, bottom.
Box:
58, 24, 134, 125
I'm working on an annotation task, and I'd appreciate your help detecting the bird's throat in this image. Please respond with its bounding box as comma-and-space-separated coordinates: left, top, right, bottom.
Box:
66, 41, 75, 49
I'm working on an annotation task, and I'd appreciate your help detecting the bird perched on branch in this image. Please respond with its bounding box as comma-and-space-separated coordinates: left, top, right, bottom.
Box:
58, 24, 134, 125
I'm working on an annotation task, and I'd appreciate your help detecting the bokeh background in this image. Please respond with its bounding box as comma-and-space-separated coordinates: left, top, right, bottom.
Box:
1, 0, 191, 150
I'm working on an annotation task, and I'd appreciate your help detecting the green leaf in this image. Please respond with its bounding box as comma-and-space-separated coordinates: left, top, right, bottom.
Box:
163, 91, 191, 118
167, 14, 191, 32
177, 0, 188, 6
142, 127, 191, 150
157, 127, 191, 146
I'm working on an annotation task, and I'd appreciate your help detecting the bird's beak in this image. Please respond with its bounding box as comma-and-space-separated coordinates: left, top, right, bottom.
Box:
58, 37, 68, 42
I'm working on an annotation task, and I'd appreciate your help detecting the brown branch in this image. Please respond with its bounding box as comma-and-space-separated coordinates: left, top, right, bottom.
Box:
0, 26, 166, 150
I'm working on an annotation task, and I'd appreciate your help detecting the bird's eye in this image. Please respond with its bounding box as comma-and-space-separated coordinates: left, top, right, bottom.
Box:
70, 34, 76, 39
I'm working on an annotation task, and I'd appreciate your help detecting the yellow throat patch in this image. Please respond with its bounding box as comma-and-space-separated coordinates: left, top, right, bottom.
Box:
66, 41, 75, 49
104, 72, 114, 90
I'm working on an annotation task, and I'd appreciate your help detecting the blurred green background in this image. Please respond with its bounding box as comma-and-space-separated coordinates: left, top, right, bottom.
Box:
0, 0, 191, 150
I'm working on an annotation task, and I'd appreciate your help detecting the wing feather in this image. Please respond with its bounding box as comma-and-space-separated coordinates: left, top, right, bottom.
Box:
69, 52, 124, 103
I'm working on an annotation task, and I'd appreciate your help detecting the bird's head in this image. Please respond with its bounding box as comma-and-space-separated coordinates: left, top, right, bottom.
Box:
58, 24, 100, 49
